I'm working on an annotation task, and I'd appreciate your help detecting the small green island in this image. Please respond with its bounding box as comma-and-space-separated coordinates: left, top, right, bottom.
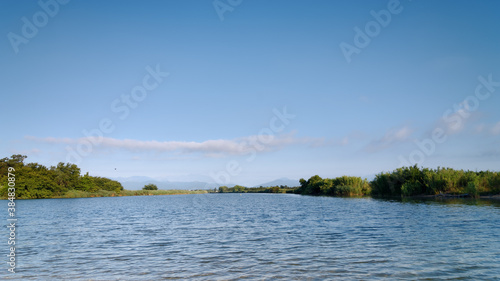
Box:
1, 154, 499, 200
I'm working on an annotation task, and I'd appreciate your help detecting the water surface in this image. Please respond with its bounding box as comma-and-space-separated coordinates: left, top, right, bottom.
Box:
2, 194, 500, 280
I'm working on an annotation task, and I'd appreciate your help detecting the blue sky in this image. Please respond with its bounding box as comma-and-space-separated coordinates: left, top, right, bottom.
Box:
1, 0, 499, 186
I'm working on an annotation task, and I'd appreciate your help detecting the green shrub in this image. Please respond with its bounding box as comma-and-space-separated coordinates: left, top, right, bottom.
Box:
465, 181, 479, 198
401, 181, 422, 197
143, 184, 158, 190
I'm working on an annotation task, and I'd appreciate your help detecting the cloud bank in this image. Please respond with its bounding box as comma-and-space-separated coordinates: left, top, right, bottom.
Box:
25, 133, 325, 157
364, 126, 413, 153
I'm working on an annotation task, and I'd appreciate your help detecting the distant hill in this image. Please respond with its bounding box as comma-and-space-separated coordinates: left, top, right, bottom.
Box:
113, 176, 300, 190
254, 178, 299, 188
115, 178, 220, 190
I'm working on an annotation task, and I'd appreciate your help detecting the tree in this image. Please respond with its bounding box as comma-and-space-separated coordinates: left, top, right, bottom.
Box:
50, 162, 81, 191
77, 172, 98, 192
305, 175, 323, 195
91, 176, 123, 192
232, 185, 246, 192
7, 154, 27, 167
0, 155, 124, 198
143, 183, 158, 190
269, 186, 280, 193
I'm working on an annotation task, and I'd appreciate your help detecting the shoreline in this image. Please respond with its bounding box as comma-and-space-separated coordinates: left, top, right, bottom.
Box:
3, 190, 500, 201
407, 193, 500, 200
0, 189, 207, 200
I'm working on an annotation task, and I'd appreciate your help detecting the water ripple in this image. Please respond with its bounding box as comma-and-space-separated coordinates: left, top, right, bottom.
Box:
1, 194, 500, 280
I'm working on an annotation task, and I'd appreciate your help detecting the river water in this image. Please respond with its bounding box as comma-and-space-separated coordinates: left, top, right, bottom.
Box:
2, 193, 500, 280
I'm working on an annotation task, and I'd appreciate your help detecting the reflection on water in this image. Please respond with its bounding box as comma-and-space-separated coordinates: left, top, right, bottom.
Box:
399, 197, 500, 208
2, 194, 499, 280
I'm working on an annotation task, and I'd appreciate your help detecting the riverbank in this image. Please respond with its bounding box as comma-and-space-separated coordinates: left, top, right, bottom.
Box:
408, 193, 500, 200
3, 155, 499, 200
1, 189, 207, 200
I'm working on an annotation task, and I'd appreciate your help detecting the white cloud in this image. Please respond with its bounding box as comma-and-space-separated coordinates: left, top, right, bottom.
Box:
475, 124, 485, 134
438, 110, 468, 135
10, 148, 41, 156
436, 100, 486, 136
453, 120, 500, 136
26, 133, 325, 157
339, 136, 349, 146
364, 126, 413, 152
491, 121, 500, 135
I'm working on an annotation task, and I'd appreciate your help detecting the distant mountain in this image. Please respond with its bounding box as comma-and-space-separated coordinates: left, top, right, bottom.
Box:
112, 176, 238, 190
156, 174, 218, 183
116, 179, 216, 190
113, 176, 300, 190
254, 178, 299, 188
113, 176, 157, 183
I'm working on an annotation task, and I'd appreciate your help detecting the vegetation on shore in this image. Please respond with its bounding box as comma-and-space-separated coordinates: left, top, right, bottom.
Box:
213, 185, 296, 194
213, 176, 371, 196
371, 165, 500, 197
296, 175, 371, 196
2, 155, 499, 199
0, 155, 205, 199
213, 166, 500, 198
120, 189, 207, 196
0, 155, 123, 199
53, 189, 207, 199
143, 183, 159, 190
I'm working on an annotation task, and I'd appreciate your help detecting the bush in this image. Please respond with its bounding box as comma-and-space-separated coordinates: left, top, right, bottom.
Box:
401, 181, 422, 197
465, 181, 479, 198
336, 185, 352, 196
297, 175, 370, 196
143, 183, 158, 190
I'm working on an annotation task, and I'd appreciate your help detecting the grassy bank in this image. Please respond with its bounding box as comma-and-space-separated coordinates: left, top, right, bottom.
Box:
119, 189, 207, 196
2, 189, 208, 199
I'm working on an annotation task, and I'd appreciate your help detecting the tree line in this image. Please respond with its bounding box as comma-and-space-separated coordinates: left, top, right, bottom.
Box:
213, 165, 500, 198
370, 165, 500, 197
0, 155, 123, 199
2, 154, 499, 199
214, 185, 295, 194
296, 175, 371, 196
213, 177, 371, 196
